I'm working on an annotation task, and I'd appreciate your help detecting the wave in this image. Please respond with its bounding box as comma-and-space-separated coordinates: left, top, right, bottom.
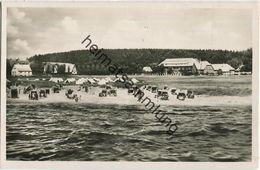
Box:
187, 128, 211, 137
209, 151, 241, 162
207, 122, 242, 134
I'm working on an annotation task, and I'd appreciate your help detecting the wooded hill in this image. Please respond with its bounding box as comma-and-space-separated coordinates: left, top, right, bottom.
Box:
26, 48, 252, 75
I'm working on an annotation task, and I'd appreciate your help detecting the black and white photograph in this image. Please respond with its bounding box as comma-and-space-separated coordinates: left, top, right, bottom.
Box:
1, 1, 259, 169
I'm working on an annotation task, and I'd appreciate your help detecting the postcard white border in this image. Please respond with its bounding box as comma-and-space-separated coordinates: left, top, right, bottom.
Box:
1, 1, 259, 170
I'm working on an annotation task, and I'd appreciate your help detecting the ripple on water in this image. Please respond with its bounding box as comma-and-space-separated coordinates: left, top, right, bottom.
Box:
6, 101, 252, 161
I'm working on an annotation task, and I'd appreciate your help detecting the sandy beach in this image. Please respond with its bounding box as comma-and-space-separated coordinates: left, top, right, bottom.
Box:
9, 87, 251, 107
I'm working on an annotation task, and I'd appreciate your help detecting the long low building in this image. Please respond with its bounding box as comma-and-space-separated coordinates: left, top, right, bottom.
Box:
159, 58, 234, 75
204, 64, 235, 75
159, 58, 209, 75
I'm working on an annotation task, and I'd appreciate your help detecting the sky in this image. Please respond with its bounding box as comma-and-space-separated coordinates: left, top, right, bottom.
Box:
7, 5, 253, 60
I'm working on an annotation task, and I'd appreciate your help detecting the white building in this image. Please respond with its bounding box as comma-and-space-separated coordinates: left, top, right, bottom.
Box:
142, 66, 153, 73
204, 64, 235, 75
159, 58, 201, 75
198, 61, 211, 74
212, 64, 235, 75
11, 63, 32, 77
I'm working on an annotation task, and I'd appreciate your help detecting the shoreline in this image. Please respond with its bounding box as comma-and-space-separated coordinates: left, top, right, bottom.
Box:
7, 89, 252, 107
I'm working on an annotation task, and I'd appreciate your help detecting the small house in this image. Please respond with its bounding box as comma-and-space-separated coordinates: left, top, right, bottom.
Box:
203, 65, 216, 75
142, 66, 153, 73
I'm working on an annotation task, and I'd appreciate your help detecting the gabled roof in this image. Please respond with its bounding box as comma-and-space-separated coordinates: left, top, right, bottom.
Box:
8, 59, 29, 67
159, 58, 200, 69
199, 61, 211, 70
211, 64, 234, 72
12, 63, 32, 72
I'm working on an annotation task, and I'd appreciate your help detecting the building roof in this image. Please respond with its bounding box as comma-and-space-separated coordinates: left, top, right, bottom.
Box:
199, 61, 211, 70
12, 63, 32, 72
159, 58, 201, 69
236, 65, 244, 71
211, 64, 235, 72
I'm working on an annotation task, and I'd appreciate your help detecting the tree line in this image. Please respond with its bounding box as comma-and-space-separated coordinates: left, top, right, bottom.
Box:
8, 48, 252, 75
